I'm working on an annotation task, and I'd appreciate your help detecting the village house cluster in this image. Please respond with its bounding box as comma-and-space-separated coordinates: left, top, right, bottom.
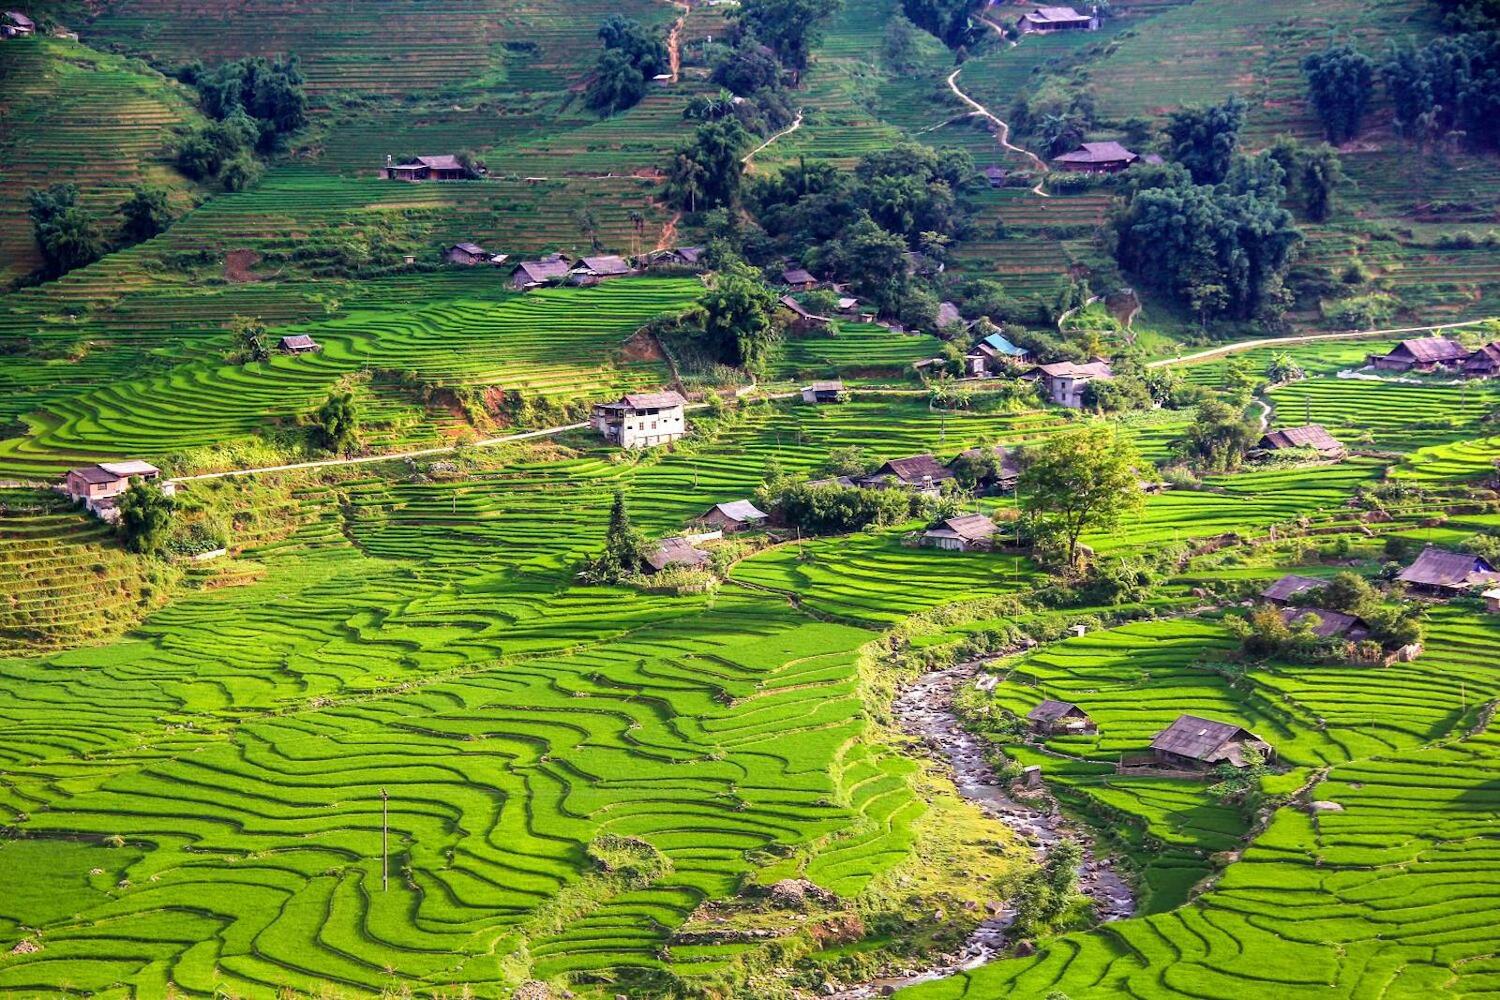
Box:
1369, 335, 1500, 377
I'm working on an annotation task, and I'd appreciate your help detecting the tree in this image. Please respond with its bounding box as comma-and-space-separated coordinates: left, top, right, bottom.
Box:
219, 153, 264, 192
688, 257, 782, 372
27, 184, 104, 278
1296, 144, 1348, 222
1265, 351, 1305, 384
1180, 399, 1259, 472
598, 14, 670, 77
1383, 33, 1500, 150
1303, 43, 1375, 143
119, 186, 174, 244
1018, 424, 1144, 570
902, 0, 981, 47
587, 48, 648, 115
737, 0, 842, 73
712, 44, 783, 95
313, 391, 361, 453
117, 479, 175, 555
581, 490, 649, 582
1165, 97, 1246, 184
230, 315, 270, 363
666, 120, 751, 212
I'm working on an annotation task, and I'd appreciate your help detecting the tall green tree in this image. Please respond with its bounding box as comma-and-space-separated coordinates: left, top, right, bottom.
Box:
27, 184, 104, 278
119, 186, 174, 244
688, 257, 782, 372
1303, 43, 1375, 143
666, 120, 751, 212
313, 391, 361, 454
1180, 399, 1260, 472
582, 490, 649, 582
1018, 424, 1144, 569
1165, 96, 1246, 184
737, 0, 842, 73
117, 480, 175, 555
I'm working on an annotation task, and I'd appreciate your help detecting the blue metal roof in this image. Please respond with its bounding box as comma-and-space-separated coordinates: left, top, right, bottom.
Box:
982, 333, 1027, 356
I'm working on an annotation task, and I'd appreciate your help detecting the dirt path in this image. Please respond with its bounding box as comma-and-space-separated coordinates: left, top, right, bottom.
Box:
1146, 318, 1494, 370
666, 0, 688, 82
944, 67, 1049, 196
830, 661, 1134, 998
656, 210, 681, 251
742, 109, 804, 171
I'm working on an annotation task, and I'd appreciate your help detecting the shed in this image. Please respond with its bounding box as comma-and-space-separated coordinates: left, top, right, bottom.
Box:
1150, 715, 1272, 770
1397, 547, 1500, 595
1280, 607, 1370, 641
779, 295, 832, 332
1017, 4, 1098, 32
801, 380, 846, 404
981, 165, 1007, 188
1260, 574, 1326, 606
697, 500, 768, 533
1257, 424, 1345, 459
2, 10, 35, 35
444, 242, 491, 266
1483, 587, 1500, 613
279, 335, 320, 354
922, 513, 1000, 551
781, 267, 817, 290
968, 332, 1030, 375
383, 154, 468, 182
1026, 700, 1097, 735
644, 537, 710, 573
1053, 141, 1137, 173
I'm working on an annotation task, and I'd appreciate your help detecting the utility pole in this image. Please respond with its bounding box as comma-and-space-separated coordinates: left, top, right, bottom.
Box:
381, 788, 389, 893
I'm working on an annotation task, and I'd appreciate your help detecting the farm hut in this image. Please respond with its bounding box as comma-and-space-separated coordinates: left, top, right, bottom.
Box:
696, 500, 768, 533
982, 165, 1007, 188
1280, 607, 1371, 642
591, 390, 687, 449
968, 332, 1030, 374
779, 295, 833, 332
383, 154, 469, 182
861, 455, 955, 496
781, 266, 818, 290
921, 513, 1000, 551
444, 242, 492, 266
1150, 715, 1273, 770
1260, 574, 1327, 606
837, 296, 861, 313
63, 461, 175, 521
278, 335, 320, 355
1463, 342, 1500, 378
1483, 587, 1500, 613
511, 256, 572, 290
1029, 359, 1114, 408
950, 443, 1021, 493
2, 10, 34, 35
801, 380, 846, 403
1369, 337, 1469, 372
647, 247, 705, 269
1256, 424, 1346, 459
644, 536, 710, 573
1397, 547, 1500, 596
1053, 141, 1137, 173
1016, 4, 1098, 32
571, 255, 635, 284
1026, 700, 1097, 736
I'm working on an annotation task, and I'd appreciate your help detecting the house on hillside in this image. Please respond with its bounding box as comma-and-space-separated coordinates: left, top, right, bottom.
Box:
571, 255, 635, 285
511, 255, 572, 290
1369, 337, 1469, 372
1016, 4, 1098, 32
591, 390, 687, 449
1463, 342, 1500, 379
63, 461, 175, 521
382, 154, 470, 182
1028, 359, 1114, 408
1260, 574, 1327, 606
779, 295, 833, 333
646, 247, 705, 269
696, 500, 768, 534
1027, 700, 1097, 736
1280, 606, 1371, 642
801, 380, 846, 403
279, 335, 320, 355
967, 332, 1030, 375
2, 10, 34, 35
444, 242, 500, 266
949, 443, 1021, 493
921, 513, 1000, 551
860, 455, 955, 496
1484, 587, 1500, 613
781, 266, 818, 290
1256, 424, 1346, 459
1397, 546, 1500, 596
644, 536, 710, 573
1053, 141, 1138, 173
981, 165, 1007, 188
1151, 715, 1273, 770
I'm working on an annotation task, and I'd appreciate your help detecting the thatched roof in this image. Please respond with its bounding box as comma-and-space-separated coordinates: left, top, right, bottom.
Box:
871, 455, 954, 485
644, 537, 709, 572
1385, 337, 1468, 364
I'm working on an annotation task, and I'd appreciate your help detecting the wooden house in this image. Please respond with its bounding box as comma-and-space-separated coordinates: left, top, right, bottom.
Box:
801, 380, 846, 403
511, 255, 572, 290
444, 242, 493, 266
646, 247, 705, 269
779, 295, 833, 332
644, 536, 710, 573
1053, 141, 1137, 172
1150, 715, 1273, 770
967, 332, 1030, 375
1397, 547, 1500, 596
2, 10, 34, 35
1463, 342, 1500, 379
860, 455, 955, 496
570, 255, 634, 284
1016, 4, 1098, 32
981, 165, 1007, 188
1029, 359, 1114, 408
1280, 607, 1371, 642
1369, 337, 1469, 372
1026, 700, 1097, 735
279, 335, 320, 355
781, 266, 818, 290
591, 390, 687, 449
382, 154, 469, 182
1256, 424, 1346, 459
1260, 574, 1326, 606
696, 500, 768, 533
921, 513, 1000, 551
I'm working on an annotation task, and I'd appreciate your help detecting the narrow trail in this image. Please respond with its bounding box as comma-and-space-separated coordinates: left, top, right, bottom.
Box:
666, 1, 688, 82
944, 67, 1049, 196
741, 109, 804, 171
656, 210, 681, 251
830, 660, 1135, 999
1146, 318, 1493, 370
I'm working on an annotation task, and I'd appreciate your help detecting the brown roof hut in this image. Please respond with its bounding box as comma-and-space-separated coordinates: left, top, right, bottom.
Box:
1463, 342, 1500, 379
383, 154, 468, 181
444, 242, 491, 266
921, 513, 1000, 551
1017, 5, 1097, 32
781, 266, 817, 290
862, 455, 955, 495
981, 165, 1007, 188
950, 443, 1021, 492
279, 334, 320, 355
1151, 715, 1273, 770
644, 537, 710, 573
779, 295, 832, 332
511, 256, 573, 289
1053, 141, 1138, 173
1397, 547, 1500, 595
1257, 424, 1346, 459
1370, 337, 1469, 372
1260, 574, 1327, 606
571, 255, 634, 284
1026, 700, 1096, 735
3, 10, 35, 35
1280, 607, 1371, 641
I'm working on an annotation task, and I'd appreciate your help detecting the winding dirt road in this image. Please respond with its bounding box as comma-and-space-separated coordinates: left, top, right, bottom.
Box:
1144, 318, 1494, 369
741, 109, 804, 171
944, 67, 1049, 195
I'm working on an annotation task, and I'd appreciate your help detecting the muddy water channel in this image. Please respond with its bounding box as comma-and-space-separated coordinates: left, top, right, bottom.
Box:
828, 661, 1136, 998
